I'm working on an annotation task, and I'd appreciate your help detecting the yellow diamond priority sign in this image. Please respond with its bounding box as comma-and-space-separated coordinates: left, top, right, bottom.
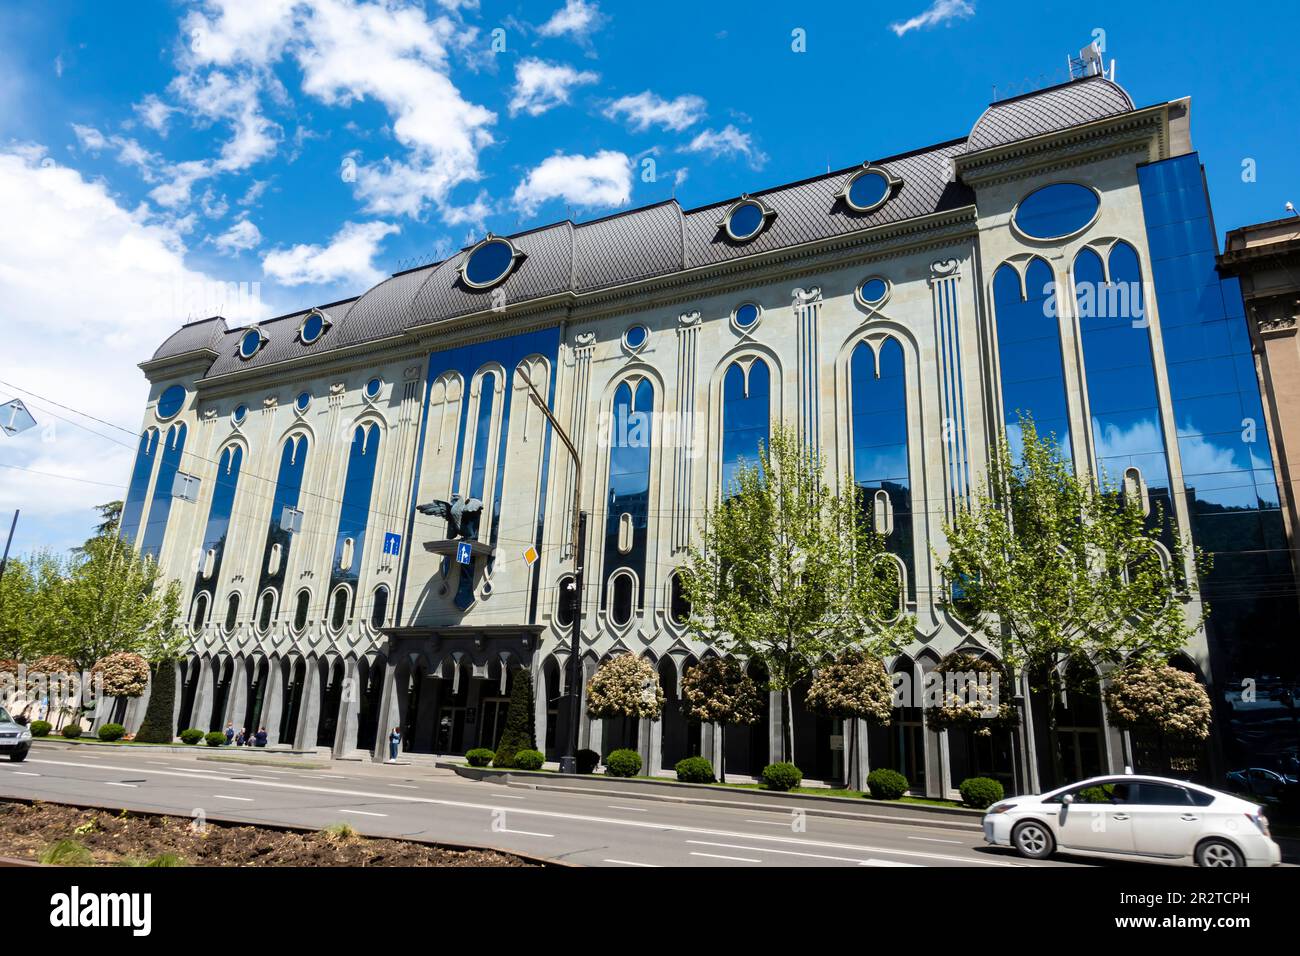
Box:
523, 545, 538, 566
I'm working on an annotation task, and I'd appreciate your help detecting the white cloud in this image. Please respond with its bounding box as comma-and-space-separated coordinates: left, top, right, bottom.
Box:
604, 91, 706, 132
0, 146, 269, 554
215, 217, 263, 253
537, 0, 604, 40
71, 124, 163, 183
682, 125, 767, 170
512, 150, 630, 216
133, 94, 178, 135
890, 0, 975, 37
261, 219, 399, 286
509, 58, 598, 117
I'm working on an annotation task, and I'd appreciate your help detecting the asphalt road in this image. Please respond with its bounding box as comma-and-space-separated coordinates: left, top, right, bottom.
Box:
0, 745, 1097, 868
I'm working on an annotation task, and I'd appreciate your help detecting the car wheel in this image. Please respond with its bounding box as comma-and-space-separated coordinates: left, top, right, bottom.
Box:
9, 751, 27, 763
1195, 839, 1243, 868
1012, 820, 1055, 860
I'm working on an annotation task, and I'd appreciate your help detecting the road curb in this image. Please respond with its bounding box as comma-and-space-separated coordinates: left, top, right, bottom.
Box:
442, 763, 983, 831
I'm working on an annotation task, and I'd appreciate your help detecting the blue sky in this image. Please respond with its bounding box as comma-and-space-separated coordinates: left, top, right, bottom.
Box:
1, 0, 1297, 557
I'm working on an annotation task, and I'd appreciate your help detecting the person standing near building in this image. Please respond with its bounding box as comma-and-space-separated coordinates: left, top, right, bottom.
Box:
255, 726, 267, 748
224, 722, 235, 746
388, 726, 401, 763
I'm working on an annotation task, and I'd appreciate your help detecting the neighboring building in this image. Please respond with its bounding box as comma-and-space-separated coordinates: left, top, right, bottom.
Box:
120, 71, 1297, 797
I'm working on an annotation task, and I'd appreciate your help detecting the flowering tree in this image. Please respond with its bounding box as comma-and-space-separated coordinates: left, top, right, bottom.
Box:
91, 652, 151, 699
681, 656, 762, 783
805, 650, 893, 789
923, 652, 1020, 739
1104, 660, 1212, 741
586, 654, 664, 721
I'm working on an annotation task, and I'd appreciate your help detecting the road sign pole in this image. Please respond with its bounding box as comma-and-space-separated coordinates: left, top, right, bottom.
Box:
562, 511, 587, 775
0, 510, 17, 587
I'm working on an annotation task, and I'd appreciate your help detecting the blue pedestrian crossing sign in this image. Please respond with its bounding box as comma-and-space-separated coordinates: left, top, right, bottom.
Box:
383, 532, 402, 557
455, 541, 473, 565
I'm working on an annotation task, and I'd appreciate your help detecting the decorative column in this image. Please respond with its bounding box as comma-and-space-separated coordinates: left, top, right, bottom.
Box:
259, 658, 284, 745
333, 657, 361, 758
793, 287, 823, 452
931, 258, 971, 515
293, 658, 323, 751
224, 659, 248, 733
672, 310, 701, 553
188, 657, 213, 733
561, 333, 596, 561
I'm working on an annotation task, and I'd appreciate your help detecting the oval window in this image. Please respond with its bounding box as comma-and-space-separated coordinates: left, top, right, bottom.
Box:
232, 404, 248, 426
300, 312, 326, 344
610, 573, 634, 627
734, 303, 760, 329
224, 593, 240, 631
330, 588, 349, 631
295, 391, 311, 413
463, 238, 515, 288
157, 385, 186, 419
555, 575, 575, 628
726, 201, 765, 241
293, 590, 310, 632
846, 169, 891, 212
364, 377, 382, 400
239, 329, 263, 359
257, 591, 275, 632
1014, 183, 1100, 240
624, 325, 648, 350
859, 277, 889, 305
371, 586, 389, 629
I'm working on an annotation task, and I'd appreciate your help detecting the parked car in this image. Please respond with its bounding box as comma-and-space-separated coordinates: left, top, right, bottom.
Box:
983, 774, 1280, 867
1226, 767, 1297, 801
0, 707, 32, 762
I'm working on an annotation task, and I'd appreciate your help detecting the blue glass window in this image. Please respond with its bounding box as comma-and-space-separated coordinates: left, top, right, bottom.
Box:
257, 435, 309, 595
624, 325, 648, 350
232, 404, 248, 426
300, 312, 326, 344
239, 329, 263, 359
859, 278, 889, 305
139, 422, 187, 561
1014, 183, 1099, 240
364, 377, 382, 400
602, 379, 654, 608
331, 423, 383, 590
464, 239, 515, 287
721, 360, 770, 494
734, 303, 760, 329
846, 170, 890, 211
295, 391, 311, 413
467, 372, 497, 505
850, 339, 914, 593
726, 201, 765, 241
191, 444, 243, 608
157, 385, 186, 419
993, 259, 1071, 458
118, 428, 159, 547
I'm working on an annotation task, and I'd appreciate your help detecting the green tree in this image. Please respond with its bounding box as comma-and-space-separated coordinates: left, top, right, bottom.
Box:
0, 550, 67, 663
75, 501, 123, 554
681, 656, 762, 784
934, 418, 1209, 786
681, 427, 913, 766
134, 661, 177, 744
493, 669, 536, 767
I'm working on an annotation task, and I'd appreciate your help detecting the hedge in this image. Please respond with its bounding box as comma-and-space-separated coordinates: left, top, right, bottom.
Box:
958, 776, 1004, 810
30, 720, 51, 737
674, 756, 715, 784
513, 749, 545, 771
97, 723, 126, 742
761, 762, 803, 792
604, 748, 642, 777
866, 768, 908, 800
179, 728, 205, 745
465, 748, 494, 768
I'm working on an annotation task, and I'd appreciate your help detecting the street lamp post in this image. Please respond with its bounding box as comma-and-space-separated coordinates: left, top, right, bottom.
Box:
514, 367, 586, 774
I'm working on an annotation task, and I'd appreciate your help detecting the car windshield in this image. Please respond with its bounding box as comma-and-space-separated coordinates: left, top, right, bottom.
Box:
0, 707, 10, 723
1045, 780, 1132, 804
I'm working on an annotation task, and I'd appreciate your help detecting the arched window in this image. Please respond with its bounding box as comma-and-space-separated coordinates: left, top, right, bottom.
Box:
602, 379, 653, 610
331, 424, 382, 590
224, 592, 240, 632
669, 572, 691, 625
139, 422, 188, 561
256, 590, 276, 633
119, 428, 159, 547
191, 444, 243, 617
992, 259, 1071, 459
467, 372, 497, 505
555, 575, 575, 628
293, 589, 310, 632
191, 592, 210, 629
1074, 242, 1174, 539
370, 585, 389, 629
721, 359, 770, 493
609, 572, 635, 627
258, 435, 309, 596
850, 339, 914, 597
330, 588, 349, 632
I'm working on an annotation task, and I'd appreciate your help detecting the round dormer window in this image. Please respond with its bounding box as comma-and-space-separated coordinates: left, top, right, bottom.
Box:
295, 391, 311, 413
157, 385, 186, 420
238, 328, 265, 360
364, 377, 382, 400
462, 237, 518, 289
725, 200, 767, 242
845, 169, 893, 212
300, 311, 329, 345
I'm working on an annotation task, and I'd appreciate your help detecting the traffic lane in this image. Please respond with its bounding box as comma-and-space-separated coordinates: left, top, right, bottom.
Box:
1, 754, 1072, 868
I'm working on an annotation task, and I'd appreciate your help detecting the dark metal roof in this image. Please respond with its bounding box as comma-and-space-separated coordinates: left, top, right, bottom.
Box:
160, 76, 1141, 380
966, 76, 1134, 153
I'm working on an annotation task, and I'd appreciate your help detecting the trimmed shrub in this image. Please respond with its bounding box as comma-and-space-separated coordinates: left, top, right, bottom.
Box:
203, 731, 225, 747
61, 723, 82, 739
761, 762, 803, 792
866, 768, 909, 800
492, 671, 537, 768
586, 655, 664, 720
179, 728, 204, 745
97, 723, 126, 742
134, 661, 176, 744
91, 652, 150, 699
576, 748, 600, 775
30, 720, 51, 738
465, 748, 494, 768
605, 748, 642, 777
513, 749, 545, 771
959, 776, 1004, 810
674, 756, 716, 784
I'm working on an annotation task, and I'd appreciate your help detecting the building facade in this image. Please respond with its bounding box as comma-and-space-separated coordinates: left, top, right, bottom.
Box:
120, 74, 1296, 797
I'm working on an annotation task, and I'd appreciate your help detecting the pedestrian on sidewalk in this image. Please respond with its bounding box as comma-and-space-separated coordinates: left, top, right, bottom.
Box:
236, 727, 246, 746
224, 722, 235, 746
388, 726, 401, 763
255, 727, 268, 747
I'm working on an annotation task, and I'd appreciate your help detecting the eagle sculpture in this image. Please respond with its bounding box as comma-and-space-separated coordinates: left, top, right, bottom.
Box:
416, 495, 483, 540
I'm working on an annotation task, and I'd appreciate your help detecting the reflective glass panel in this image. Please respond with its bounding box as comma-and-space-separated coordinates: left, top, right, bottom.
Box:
847, 170, 890, 210
721, 360, 770, 493
602, 379, 653, 607
225, 593, 239, 631
157, 385, 186, 419
727, 202, 764, 240
119, 429, 159, 547
464, 239, 514, 286
139, 422, 187, 561
301, 313, 325, 343
331, 424, 382, 590
735, 303, 759, 328
190, 444, 243, 612
467, 374, 497, 504
1014, 183, 1099, 239
295, 391, 311, 412
860, 278, 888, 304
371, 586, 389, 629
625, 325, 648, 349
257, 435, 309, 595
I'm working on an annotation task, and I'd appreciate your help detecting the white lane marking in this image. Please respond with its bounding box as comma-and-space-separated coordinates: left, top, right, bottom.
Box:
340, 809, 387, 817
862, 858, 922, 867
690, 851, 760, 863
10, 771, 40, 776
497, 829, 553, 838
607, 804, 649, 812
689, 839, 866, 865
745, 819, 791, 826
908, 836, 963, 844
212, 794, 254, 802
316, 774, 346, 780
603, 859, 660, 867
103, 782, 137, 788
25, 757, 1019, 866
389, 784, 419, 789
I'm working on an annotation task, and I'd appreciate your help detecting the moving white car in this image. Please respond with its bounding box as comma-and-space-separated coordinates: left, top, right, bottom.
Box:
0, 707, 32, 762
982, 774, 1280, 867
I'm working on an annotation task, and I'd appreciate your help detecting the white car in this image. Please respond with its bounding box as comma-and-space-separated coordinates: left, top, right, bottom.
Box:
983, 774, 1280, 867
